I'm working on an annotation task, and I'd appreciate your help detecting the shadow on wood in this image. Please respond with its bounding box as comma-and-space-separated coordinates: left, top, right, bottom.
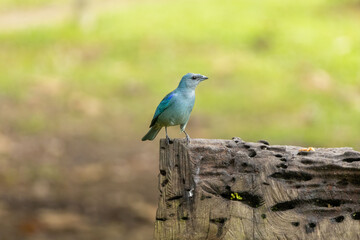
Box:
154, 138, 360, 240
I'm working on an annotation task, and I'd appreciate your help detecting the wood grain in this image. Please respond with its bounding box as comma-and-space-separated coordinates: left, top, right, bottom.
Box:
154, 138, 360, 240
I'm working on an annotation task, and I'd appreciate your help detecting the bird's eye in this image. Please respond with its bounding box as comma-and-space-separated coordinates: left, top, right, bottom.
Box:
191, 76, 196, 80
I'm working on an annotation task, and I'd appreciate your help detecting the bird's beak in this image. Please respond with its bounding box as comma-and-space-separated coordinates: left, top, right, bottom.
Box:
200, 75, 208, 81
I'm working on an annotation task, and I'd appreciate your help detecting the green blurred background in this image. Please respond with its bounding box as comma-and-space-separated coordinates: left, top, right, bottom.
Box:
0, 0, 359, 239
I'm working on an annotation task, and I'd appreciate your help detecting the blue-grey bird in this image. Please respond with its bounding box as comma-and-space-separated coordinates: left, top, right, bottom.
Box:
142, 73, 208, 144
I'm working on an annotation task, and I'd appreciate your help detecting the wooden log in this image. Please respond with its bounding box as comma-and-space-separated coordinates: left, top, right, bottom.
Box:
154, 138, 360, 240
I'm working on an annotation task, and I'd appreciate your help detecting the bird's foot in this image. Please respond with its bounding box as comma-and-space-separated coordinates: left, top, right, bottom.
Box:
166, 136, 173, 145
184, 131, 191, 145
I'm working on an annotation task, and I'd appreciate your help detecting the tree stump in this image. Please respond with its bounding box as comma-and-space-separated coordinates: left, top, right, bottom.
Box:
154, 138, 360, 240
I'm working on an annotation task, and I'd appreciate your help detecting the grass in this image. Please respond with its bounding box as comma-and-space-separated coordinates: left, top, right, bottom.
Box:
0, 0, 359, 148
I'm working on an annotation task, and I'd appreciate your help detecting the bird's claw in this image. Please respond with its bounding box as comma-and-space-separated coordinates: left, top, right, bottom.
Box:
166, 136, 173, 145
184, 131, 191, 144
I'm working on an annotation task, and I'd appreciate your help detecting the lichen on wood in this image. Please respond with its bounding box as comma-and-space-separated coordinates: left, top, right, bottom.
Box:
154, 138, 360, 240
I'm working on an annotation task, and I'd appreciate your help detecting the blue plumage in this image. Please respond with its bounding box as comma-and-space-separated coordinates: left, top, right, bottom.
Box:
142, 73, 208, 143
150, 92, 174, 127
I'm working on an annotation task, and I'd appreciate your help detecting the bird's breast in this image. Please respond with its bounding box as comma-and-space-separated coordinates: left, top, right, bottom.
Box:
157, 92, 195, 126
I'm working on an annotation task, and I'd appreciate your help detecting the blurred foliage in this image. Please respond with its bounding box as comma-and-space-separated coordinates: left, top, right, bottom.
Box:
0, 0, 66, 11
0, 0, 359, 149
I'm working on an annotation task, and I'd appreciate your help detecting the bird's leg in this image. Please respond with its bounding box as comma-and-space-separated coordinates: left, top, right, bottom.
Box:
165, 127, 172, 144
183, 130, 190, 144
180, 124, 190, 144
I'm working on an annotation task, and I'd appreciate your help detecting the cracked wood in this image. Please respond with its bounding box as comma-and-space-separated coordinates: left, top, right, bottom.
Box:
154, 138, 360, 240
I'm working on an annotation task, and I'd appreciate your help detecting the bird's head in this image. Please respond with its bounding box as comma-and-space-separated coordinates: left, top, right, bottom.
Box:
178, 73, 208, 89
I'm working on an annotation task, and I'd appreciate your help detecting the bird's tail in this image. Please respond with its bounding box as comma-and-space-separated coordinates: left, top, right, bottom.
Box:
142, 126, 162, 141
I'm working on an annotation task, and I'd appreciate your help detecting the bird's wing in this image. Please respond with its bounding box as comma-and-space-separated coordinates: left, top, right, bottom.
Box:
149, 91, 176, 127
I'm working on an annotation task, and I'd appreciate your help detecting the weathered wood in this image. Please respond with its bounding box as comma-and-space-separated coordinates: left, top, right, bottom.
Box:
154, 138, 360, 240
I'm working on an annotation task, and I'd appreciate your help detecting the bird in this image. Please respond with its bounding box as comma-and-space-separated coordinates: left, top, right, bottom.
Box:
142, 73, 208, 144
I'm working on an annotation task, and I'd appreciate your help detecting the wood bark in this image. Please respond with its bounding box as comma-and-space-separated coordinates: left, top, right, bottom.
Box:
154, 138, 360, 240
